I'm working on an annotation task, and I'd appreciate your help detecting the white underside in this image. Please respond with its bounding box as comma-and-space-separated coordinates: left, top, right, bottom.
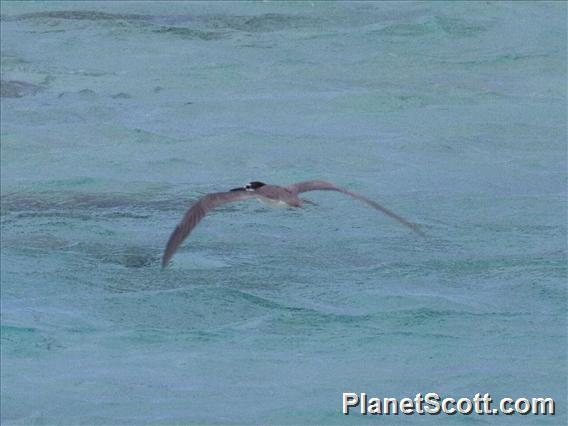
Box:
258, 197, 289, 208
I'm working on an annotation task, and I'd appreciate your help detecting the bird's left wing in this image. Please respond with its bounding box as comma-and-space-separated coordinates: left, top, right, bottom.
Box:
287, 180, 424, 236
162, 190, 258, 268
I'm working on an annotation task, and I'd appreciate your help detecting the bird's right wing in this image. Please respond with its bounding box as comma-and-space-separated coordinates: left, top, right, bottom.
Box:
162, 190, 258, 268
287, 180, 424, 236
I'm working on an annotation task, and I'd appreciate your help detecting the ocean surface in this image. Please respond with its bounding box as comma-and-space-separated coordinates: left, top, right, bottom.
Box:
1, 1, 566, 424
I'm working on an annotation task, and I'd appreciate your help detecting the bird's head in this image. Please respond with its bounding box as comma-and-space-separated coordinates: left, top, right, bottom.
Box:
245, 181, 266, 191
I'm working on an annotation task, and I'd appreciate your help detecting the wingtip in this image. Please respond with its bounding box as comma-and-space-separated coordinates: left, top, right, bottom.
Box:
412, 225, 427, 238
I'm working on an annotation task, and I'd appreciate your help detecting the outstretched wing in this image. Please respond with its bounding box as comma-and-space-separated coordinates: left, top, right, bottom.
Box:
287, 180, 424, 236
162, 190, 258, 268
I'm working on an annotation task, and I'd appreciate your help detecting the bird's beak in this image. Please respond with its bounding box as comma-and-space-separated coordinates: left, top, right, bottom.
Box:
229, 187, 246, 192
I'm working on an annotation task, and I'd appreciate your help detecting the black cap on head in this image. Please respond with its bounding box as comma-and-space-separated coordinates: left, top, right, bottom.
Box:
247, 181, 266, 189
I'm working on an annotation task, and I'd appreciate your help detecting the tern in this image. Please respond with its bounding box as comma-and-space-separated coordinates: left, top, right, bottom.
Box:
162, 180, 423, 268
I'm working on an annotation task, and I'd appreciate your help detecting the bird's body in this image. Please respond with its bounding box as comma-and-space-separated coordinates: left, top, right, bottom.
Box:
257, 197, 291, 208
162, 180, 423, 268
235, 182, 304, 207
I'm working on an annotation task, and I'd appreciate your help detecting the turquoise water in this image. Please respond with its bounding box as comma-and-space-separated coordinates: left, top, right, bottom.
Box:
1, 1, 566, 424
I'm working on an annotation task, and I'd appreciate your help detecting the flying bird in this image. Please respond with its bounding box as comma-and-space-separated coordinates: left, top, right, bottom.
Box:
162, 180, 423, 268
